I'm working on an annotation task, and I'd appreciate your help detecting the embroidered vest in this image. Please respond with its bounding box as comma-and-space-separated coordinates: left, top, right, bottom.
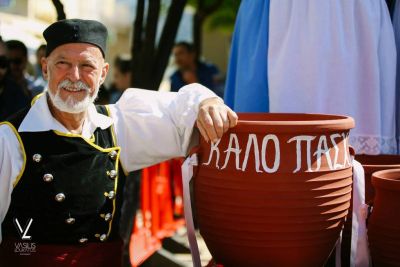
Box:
2, 106, 126, 244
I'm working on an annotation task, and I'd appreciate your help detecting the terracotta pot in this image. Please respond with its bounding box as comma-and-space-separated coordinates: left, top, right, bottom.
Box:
340, 154, 400, 266
354, 154, 400, 204
368, 169, 400, 267
193, 113, 354, 267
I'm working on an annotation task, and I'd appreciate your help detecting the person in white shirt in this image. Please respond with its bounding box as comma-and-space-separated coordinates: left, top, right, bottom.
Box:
0, 19, 237, 267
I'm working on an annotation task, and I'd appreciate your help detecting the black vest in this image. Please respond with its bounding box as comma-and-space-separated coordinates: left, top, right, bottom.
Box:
2, 106, 126, 244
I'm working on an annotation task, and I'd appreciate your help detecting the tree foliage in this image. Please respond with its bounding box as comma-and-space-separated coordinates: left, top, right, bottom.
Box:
188, 0, 240, 55
205, 0, 241, 33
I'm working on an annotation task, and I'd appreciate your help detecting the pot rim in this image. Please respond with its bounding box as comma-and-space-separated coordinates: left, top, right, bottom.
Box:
234, 113, 354, 133
355, 154, 400, 169
371, 169, 400, 191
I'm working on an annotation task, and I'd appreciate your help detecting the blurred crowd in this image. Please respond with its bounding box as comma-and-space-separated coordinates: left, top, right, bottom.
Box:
0, 36, 223, 121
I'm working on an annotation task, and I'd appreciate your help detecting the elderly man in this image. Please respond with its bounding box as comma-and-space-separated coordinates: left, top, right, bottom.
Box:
0, 19, 237, 267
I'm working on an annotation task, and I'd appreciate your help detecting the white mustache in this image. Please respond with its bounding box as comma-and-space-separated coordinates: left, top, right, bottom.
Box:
57, 79, 90, 92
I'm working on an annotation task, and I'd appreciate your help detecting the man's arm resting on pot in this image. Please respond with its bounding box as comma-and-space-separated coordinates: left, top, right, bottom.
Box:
108, 83, 238, 172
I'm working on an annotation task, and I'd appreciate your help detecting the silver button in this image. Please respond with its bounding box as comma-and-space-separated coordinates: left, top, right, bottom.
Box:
32, 154, 42, 163
55, 193, 66, 202
109, 151, 118, 160
107, 170, 117, 179
104, 213, 112, 222
99, 234, 107, 242
79, 237, 88, 244
107, 191, 115, 200
43, 173, 54, 182
65, 217, 75, 224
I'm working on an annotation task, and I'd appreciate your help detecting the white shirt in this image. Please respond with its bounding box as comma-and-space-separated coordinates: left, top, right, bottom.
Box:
0, 83, 217, 243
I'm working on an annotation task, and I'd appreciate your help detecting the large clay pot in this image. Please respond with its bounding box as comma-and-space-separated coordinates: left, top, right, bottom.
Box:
368, 169, 400, 266
193, 113, 354, 267
355, 154, 400, 204
340, 154, 400, 266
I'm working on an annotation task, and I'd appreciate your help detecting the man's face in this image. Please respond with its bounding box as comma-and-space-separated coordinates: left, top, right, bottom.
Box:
41, 43, 109, 113
7, 49, 27, 79
173, 45, 195, 70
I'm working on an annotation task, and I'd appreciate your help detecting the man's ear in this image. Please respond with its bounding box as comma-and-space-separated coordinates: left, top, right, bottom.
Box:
41, 57, 48, 80
100, 62, 109, 84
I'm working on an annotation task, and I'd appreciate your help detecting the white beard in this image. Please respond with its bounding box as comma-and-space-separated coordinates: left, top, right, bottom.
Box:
47, 80, 99, 114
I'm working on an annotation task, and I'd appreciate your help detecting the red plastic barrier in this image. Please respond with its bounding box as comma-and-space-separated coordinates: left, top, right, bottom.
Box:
171, 158, 184, 217
130, 159, 185, 267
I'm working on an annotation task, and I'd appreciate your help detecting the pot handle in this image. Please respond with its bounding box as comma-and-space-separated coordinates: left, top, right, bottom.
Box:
182, 153, 202, 267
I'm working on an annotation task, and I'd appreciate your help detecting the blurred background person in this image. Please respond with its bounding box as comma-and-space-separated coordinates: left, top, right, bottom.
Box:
109, 54, 132, 104
31, 44, 47, 96
94, 55, 132, 105
34, 44, 46, 79
5, 39, 34, 97
0, 37, 31, 120
170, 41, 224, 97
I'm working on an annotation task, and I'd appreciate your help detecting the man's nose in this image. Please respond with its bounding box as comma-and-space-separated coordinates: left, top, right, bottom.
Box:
68, 65, 81, 82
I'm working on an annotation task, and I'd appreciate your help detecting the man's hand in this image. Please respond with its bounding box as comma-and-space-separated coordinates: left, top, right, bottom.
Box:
196, 97, 238, 143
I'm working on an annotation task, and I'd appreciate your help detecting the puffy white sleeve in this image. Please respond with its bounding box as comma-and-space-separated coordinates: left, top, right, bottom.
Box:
0, 123, 25, 244
108, 83, 217, 172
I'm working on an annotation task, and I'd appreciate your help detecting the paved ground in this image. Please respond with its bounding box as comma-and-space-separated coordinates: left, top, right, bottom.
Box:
173, 227, 213, 267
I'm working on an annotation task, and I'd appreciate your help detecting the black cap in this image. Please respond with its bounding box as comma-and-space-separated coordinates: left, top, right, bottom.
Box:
43, 19, 108, 57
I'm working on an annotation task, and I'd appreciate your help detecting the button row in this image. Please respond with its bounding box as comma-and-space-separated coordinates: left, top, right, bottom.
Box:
79, 233, 108, 244
33, 151, 118, 164
32, 152, 116, 244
